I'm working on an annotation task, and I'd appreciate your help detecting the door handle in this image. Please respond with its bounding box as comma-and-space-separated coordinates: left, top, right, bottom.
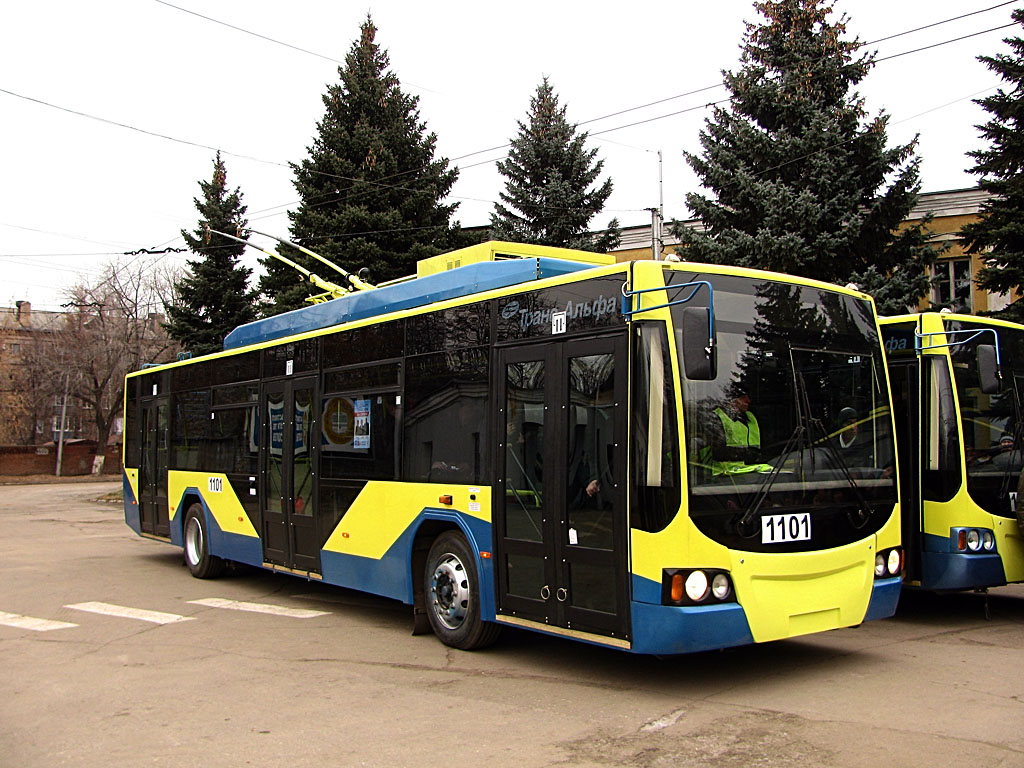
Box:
556, 587, 568, 602
540, 585, 551, 600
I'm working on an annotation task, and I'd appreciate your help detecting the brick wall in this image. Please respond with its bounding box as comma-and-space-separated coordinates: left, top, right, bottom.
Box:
0, 442, 121, 476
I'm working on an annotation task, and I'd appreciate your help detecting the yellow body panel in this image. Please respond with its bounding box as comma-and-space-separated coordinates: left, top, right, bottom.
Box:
998, 522, 1024, 582
167, 471, 258, 537
125, 467, 139, 505
633, 503, 900, 642
323, 482, 491, 559
730, 541, 874, 642
415, 241, 614, 277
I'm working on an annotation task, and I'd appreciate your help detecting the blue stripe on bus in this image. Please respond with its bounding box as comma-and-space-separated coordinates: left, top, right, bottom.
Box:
628, 574, 754, 655
173, 490, 264, 565
919, 532, 1006, 590
320, 510, 496, 620
863, 576, 902, 621
223, 258, 594, 349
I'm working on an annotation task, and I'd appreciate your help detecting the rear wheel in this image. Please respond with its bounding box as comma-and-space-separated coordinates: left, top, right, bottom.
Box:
183, 503, 224, 579
424, 531, 500, 650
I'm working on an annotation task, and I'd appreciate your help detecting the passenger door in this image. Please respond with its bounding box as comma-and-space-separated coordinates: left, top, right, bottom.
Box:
138, 397, 169, 538
495, 334, 629, 642
260, 377, 320, 572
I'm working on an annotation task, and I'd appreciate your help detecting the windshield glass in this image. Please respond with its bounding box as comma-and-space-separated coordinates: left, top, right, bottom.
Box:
947, 318, 1024, 519
668, 270, 897, 552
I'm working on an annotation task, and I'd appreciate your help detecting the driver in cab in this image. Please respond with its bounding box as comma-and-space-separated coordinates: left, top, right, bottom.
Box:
702, 385, 774, 477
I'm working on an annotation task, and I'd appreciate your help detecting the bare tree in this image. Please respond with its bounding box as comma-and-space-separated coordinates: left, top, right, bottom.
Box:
8, 331, 61, 444
59, 258, 180, 471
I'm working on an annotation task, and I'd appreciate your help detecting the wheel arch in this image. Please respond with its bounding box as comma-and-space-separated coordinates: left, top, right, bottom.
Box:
175, 490, 205, 546
409, 512, 496, 624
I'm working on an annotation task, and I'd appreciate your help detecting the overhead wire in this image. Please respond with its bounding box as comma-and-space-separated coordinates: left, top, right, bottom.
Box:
1, 2, 1017, 258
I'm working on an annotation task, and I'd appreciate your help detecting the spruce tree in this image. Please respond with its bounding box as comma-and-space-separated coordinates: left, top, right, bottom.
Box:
259, 16, 460, 316
490, 78, 620, 253
675, 0, 939, 310
961, 9, 1024, 321
165, 152, 256, 356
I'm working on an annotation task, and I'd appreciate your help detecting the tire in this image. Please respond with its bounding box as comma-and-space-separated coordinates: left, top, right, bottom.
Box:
424, 531, 501, 650
183, 503, 224, 579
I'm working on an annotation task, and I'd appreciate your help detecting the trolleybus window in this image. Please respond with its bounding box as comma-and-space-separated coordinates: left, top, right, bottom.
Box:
671, 273, 896, 552
948, 318, 1024, 518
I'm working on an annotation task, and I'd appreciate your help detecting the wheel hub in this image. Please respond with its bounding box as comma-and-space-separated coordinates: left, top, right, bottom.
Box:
431, 554, 469, 630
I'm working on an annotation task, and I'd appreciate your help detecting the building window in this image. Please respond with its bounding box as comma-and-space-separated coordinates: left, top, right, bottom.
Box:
932, 258, 972, 313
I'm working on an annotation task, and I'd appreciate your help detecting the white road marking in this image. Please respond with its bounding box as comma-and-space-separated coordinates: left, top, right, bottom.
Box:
64, 602, 194, 624
0, 611, 78, 632
189, 597, 329, 618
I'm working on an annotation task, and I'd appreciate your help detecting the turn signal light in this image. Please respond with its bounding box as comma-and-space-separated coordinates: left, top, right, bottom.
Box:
670, 572, 684, 603
438, 495, 453, 505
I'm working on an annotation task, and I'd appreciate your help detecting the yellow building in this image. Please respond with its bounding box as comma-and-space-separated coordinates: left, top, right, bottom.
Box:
609, 187, 1007, 314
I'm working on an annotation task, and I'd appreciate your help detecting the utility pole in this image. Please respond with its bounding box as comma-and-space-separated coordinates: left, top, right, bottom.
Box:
648, 207, 662, 261
648, 151, 665, 260
55, 371, 69, 477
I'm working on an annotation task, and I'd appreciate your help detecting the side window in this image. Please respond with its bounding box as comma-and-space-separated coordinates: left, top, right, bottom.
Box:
171, 389, 211, 471
208, 406, 258, 474
922, 356, 961, 502
631, 323, 681, 532
403, 348, 489, 483
320, 393, 398, 481
125, 377, 140, 468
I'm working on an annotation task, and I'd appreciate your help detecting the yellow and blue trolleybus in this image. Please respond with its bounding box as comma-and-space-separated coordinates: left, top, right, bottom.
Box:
123, 241, 902, 653
881, 312, 1024, 591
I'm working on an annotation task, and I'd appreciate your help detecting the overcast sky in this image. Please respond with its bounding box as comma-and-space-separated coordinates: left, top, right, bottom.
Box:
0, 1, 1018, 310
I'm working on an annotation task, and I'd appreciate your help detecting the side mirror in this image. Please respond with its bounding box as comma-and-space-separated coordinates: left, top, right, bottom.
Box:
681, 306, 716, 380
978, 344, 1001, 394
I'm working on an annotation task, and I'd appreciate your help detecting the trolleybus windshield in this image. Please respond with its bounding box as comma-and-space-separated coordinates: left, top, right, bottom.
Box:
670, 272, 897, 552
947, 318, 1024, 519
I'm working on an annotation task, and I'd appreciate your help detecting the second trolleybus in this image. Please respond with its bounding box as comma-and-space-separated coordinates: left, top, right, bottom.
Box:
881, 312, 1024, 591
123, 240, 902, 654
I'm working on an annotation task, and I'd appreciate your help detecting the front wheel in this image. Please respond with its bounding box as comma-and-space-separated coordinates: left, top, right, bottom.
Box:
183, 503, 224, 579
424, 531, 500, 650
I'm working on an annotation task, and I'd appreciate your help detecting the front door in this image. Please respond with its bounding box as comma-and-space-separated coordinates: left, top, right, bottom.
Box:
138, 398, 169, 537
889, 359, 921, 581
495, 334, 629, 642
261, 377, 320, 572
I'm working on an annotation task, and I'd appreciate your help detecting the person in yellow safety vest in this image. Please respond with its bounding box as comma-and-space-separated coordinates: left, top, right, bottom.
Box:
703, 388, 774, 476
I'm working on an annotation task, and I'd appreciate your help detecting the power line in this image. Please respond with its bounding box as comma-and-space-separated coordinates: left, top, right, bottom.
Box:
864, 1, 1016, 46
2, 4, 1016, 258
876, 23, 1018, 63
152, 0, 346, 66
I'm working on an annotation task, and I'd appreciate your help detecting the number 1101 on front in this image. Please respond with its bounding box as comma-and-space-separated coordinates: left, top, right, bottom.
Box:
761, 512, 811, 544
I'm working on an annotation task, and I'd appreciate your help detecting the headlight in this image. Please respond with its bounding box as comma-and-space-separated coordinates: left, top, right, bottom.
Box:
966, 529, 981, 551
685, 570, 709, 602
982, 531, 995, 551
711, 572, 732, 600
887, 548, 901, 576
874, 553, 886, 577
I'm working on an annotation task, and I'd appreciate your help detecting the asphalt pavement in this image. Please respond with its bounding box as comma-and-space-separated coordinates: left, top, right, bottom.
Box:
1, 481, 1022, 767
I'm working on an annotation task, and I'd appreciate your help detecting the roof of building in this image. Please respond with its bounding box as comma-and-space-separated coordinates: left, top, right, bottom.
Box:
610, 186, 994, 253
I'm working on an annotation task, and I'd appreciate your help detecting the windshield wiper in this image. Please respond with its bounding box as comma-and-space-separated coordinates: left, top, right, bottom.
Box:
734, 370, 873, 536
805, 409, 873, 529
733, 421, 806, 538
734, 370, 814, 538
